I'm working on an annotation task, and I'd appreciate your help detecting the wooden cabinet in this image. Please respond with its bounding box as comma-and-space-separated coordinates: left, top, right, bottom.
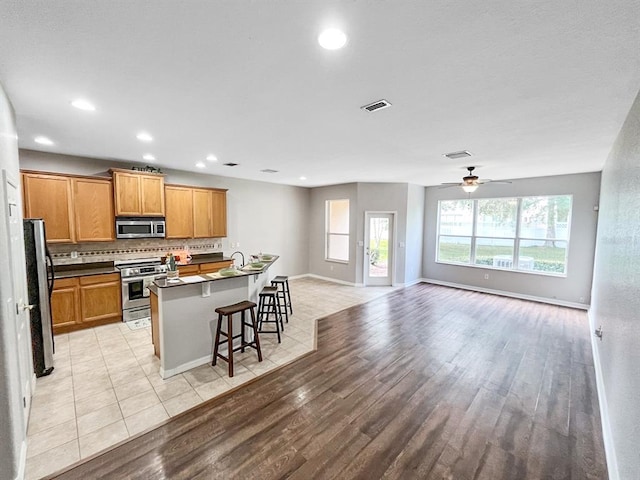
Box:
73, 178, 115, 242
111, 169, 165, 217
199, 261, 233, 274
210, 189, 227, 237
52, 273, 122, 334
79, 274, 121, 326
22, 173, 75, 243
177, 261, 233, 276
165, 184, 228, 239
193, 189, 212, 238
51, 278, 81, 331
177, 264, 200, 275
22, 171, 115, 243
165, 186, 194, 238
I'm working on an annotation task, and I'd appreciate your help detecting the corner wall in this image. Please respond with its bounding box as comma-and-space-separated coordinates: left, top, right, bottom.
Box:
0, 83, 26, 480
423, 172, 600, 306
590, 90, 640, 480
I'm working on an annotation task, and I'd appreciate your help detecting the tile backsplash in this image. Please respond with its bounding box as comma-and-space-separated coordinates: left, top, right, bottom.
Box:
49, 237, 224, 265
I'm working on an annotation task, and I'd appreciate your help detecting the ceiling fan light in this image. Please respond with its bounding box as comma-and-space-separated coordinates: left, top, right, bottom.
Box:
462, 184, 478, 193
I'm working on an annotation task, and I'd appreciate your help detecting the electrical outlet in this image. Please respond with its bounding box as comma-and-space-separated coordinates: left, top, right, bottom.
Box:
71, 251, 78, 259
330, 265, 334, 271
579, 296, 585, 303
484, 274, 489, 280
236, 242, 240, 248
230, 242, 235, 248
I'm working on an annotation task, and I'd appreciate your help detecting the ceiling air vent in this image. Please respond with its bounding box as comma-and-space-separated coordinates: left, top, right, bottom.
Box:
223, 162, 238, 167
443, 150, 472, 160
361, 99, 392, 112
261, 169, 279, 174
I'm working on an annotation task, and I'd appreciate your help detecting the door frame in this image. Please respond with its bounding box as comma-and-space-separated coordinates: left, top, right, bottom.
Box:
363, 211, 397, 286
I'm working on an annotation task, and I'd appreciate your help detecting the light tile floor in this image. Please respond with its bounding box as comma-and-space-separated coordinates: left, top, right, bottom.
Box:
25, 277, 398, 479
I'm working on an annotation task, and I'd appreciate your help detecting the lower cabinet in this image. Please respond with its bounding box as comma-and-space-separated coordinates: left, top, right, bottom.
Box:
177, 261, 233, 276
51, 273, 122, 334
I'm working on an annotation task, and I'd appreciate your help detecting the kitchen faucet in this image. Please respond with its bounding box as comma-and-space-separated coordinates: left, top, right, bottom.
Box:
230, 251, 245, 267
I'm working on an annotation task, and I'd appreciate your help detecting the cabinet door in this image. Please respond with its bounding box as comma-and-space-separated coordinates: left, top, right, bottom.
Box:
193, 189, 212, 238
141, 176, 165, 216
177, 264, 200, 275
51, 278, 81, 333
74, 178, 115, 242
22, 173, 75, 243
165, 186, 194, 238
199, 261, 233, 274
210, 190, 227, 237
79, 274, 122, 325
113, 172, 142, 216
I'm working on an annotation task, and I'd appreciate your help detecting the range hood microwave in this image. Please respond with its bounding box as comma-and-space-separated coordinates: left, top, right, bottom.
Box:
116, 217, 166, 239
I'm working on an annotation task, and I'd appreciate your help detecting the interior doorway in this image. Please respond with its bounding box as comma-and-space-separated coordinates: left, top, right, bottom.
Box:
364, 212, 395, 286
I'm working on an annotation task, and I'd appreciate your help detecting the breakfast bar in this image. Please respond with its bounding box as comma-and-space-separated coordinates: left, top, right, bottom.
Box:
149, 255, 279, 378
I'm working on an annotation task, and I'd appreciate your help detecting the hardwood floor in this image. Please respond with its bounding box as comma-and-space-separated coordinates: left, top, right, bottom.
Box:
52, 283, 607, 479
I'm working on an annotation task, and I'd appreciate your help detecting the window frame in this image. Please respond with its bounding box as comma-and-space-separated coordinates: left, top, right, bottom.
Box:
436, 194, 572, 277
325, 199, 350, 263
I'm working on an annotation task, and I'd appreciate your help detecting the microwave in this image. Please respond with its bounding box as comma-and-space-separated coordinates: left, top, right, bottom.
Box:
116, 217, 166, 239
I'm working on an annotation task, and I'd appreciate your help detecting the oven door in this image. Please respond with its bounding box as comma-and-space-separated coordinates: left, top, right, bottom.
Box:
122, 275, 151, 310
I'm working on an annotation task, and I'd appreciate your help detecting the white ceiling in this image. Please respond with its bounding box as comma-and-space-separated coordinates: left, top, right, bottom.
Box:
1, 1, 639, 187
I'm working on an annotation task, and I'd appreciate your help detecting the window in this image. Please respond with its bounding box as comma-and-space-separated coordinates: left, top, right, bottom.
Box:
326, 199, 350, 262
437, 195, 572, 275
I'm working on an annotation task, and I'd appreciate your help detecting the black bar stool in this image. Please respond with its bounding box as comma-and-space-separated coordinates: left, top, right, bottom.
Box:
212, 300, 262, 377
270, 275, 292, 323
257, 286, 283, 343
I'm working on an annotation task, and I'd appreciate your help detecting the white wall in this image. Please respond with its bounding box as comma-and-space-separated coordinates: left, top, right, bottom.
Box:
0, 83, 27, 480
308, 183, 358, 283
309, 182, 424, 286
423, 172, 600, 306
405, 183, 424, 283
19, 150, 310, 278
590, 90, 640, 480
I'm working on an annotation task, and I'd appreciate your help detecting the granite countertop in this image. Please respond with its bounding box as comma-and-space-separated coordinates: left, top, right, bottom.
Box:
154, 254, 279, 289
53, 262, 118, 279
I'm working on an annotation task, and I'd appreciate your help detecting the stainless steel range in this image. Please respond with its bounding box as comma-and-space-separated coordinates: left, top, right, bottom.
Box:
115, 258, 167, 322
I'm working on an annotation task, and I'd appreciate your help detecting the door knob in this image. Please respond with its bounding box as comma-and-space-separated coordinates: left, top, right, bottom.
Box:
17, 303, 35, 314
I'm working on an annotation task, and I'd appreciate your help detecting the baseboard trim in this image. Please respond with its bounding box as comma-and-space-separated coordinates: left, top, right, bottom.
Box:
160, 354, 211, 379
303, 273, 359, 287
421, 278, 589, 310
588, 310, 619, 480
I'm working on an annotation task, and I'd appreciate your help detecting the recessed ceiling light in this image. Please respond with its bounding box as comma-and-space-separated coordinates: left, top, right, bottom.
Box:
195, 162, 206, 168
206, 154, 218, 162
143, 154, 156, 161
71, 99, 96, 111
136, 132, 153, 142
299, 176, 307, 181
318, 28, 347, 50
34, 136, 54, 146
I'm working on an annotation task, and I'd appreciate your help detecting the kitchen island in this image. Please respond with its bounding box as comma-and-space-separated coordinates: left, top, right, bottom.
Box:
149, 255, 279, 379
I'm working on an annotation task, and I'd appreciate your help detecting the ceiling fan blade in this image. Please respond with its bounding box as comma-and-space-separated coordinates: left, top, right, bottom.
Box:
438, 184, 462, 189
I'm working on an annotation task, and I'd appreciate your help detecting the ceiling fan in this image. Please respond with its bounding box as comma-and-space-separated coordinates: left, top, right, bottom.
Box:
440, 166, 511, 193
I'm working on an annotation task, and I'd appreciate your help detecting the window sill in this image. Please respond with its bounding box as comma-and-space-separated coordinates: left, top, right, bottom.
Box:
325, 259, 349, 265
434, 261, 567, 278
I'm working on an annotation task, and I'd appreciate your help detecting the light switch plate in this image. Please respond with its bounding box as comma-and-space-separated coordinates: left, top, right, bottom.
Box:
202, 282, 211, 297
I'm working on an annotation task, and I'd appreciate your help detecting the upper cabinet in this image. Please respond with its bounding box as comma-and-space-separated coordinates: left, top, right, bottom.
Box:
165, 185, 194, 239
74, 178, 115, 242
22, 173, 75, 243
111, 169, 165, 217
165, 184, 228, 239
22, 172, 115, 243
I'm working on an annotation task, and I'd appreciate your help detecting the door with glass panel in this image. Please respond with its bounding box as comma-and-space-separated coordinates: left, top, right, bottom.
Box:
364, 213, 394, 286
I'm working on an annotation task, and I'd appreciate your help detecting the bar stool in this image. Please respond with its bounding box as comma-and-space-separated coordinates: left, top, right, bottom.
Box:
212, 300, 262, 377
257, 286, 283, 343
270, 275, 292, 323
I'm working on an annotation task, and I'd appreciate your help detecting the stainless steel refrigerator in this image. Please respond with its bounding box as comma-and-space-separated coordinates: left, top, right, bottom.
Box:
24, 218, 55, 377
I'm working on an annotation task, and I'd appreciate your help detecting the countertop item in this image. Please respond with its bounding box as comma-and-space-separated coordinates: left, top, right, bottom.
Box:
53, 262, 118, 279
171, 253, 232, 266
153, 255, 278, 289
